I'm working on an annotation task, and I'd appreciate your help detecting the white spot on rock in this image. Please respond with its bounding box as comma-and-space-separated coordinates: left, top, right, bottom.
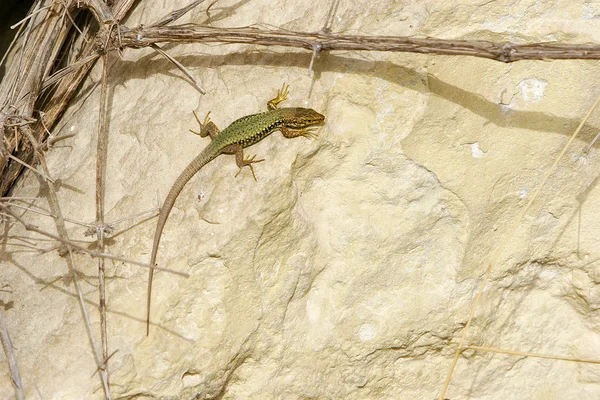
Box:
517, 78, 547, 103
470, 142, 486, 158
358, 323, 377, 341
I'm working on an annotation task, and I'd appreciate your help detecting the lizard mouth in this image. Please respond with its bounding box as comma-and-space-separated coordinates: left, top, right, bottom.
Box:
289, 121, 323, 129
312, 112, 326, 124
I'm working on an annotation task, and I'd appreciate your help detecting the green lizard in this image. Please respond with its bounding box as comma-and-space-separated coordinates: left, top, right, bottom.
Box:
146, 84, 325, 335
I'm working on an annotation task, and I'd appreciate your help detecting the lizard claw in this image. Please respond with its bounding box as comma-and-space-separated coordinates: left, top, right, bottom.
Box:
190, 111, 212, 135
190, 111, 202, 135
278, 83, 289, 102
301, 127, 319, 139
190, 111, 219, 139
203, 111, 212, 126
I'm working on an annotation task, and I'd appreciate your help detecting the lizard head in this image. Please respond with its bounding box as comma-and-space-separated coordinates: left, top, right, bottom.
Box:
286, 108, 325, 128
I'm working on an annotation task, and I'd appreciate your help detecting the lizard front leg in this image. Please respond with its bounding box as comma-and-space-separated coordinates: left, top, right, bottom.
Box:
190, 111, 220, 139
267, 83, 289, 110
280, 126, 319, 139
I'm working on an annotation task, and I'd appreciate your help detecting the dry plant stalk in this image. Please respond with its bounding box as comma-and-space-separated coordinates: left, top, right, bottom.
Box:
95, 53, 111, 391
0, 0, 133, 196
467, 345, 600, 365
19, 126, 111, 397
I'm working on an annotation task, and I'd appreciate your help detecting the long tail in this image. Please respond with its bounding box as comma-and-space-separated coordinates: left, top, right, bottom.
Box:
146, 143, 219, 335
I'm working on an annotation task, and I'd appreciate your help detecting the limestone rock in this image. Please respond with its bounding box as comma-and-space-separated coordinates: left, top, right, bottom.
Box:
2, 0, 600, 399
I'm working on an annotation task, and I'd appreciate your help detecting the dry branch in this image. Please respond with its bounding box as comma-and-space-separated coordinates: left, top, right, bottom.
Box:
0, 0, 137, 195
119, 24, 600, 63
5, 17, 600, 195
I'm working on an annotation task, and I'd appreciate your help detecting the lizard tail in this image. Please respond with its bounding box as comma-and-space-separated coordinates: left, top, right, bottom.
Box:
146, 142, 219, 335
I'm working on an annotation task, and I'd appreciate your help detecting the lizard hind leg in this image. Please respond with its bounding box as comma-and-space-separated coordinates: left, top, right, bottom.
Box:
190, 111, 220, 139
231, 144, 264, 181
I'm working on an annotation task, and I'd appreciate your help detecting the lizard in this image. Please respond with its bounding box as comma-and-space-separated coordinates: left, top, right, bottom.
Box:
146, 84, 325, 335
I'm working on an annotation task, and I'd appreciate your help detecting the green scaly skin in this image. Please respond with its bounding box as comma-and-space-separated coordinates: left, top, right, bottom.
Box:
146, 85, 325, 334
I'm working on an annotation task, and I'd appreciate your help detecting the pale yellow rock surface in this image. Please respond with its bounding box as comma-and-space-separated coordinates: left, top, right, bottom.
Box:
2, 0, 600, 399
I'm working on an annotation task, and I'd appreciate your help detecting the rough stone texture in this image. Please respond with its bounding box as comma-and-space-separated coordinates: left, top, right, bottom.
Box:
2, 0, 600, 399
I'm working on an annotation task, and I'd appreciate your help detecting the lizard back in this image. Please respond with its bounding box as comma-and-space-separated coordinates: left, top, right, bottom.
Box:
213, 107, 323, 150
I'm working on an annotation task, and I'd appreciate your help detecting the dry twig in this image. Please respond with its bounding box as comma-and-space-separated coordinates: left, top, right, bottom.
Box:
6, 15, 600, 195
1, 205, 190, 277
148, 0, 207, 28
467, 345, 600, 365
0, 308, 24, 400
150, 44, 206, 94
94, 53, 111, 392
